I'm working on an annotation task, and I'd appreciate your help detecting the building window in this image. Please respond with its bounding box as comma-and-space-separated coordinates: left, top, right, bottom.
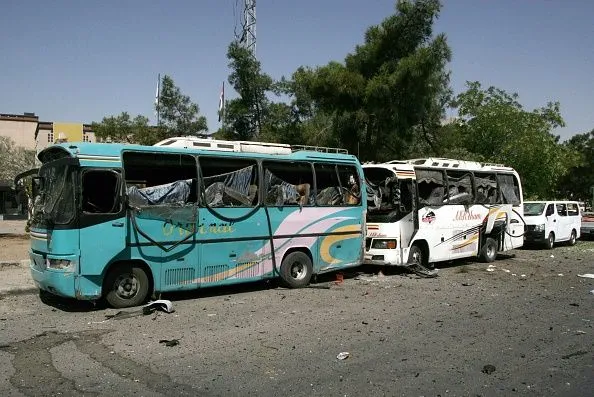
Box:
48, 131, 54, 143
83, 133, 90, 142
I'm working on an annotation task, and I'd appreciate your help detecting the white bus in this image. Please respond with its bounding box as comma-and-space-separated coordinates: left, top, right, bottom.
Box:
363, 158, 524, 271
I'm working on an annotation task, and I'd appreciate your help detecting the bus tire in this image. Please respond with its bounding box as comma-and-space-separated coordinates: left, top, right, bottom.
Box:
568, 230, 577, 246
104, 264, 150, 308
280, 251, 313, 288
545, 232, 554, 249
480, 237, 497, 263
407, 244, 425, 267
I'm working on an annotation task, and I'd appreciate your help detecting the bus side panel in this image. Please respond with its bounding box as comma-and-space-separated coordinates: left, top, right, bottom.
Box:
507, 204, 524, 249
197, 207, 270, 287
126, 216, 199, 294
261, 207, 363, 274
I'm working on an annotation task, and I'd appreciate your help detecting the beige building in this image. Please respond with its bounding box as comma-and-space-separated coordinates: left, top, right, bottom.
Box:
0, 112, 96, 154
0, 112, 96, 218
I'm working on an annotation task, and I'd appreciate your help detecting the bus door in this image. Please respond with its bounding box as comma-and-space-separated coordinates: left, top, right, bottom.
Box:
398, 178, 416, 261
198, 157, 269, 286
78, 168, 128, 289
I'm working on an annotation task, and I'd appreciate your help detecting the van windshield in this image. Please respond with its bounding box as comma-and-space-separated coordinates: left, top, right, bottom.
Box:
524, 202, 545, 216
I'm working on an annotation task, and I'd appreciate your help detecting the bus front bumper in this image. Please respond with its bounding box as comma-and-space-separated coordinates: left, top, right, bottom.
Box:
363, 249, 403, 266
30, 252, 77, 298
29, 251, 101, 301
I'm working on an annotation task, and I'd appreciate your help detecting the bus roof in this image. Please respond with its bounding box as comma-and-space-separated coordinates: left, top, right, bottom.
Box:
38, 141, 360, 164
364, 157, 516, 173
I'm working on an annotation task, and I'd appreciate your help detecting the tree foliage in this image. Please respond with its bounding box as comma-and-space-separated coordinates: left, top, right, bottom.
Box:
0, 136, 36, 185
219, 42, 275, 141
92, 112, 158, 145
157, 75, 208, 137
280, 0, 451, 159
556, 129, 594, 203
440, 81, 577, 199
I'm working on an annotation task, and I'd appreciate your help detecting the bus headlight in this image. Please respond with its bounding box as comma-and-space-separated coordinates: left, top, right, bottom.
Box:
46, 258, 74, 270
534, 224, 545, 232
372, 239, 397, 249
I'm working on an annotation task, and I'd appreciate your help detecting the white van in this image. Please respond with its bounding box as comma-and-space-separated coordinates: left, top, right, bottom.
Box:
523, 201, 581, 248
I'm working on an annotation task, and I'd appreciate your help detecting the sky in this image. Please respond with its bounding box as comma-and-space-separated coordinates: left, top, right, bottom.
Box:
1, 0, 593, 141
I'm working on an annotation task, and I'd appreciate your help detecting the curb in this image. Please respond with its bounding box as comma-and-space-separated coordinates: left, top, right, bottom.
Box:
0, 259, 30, 269
0, 285, 38, 297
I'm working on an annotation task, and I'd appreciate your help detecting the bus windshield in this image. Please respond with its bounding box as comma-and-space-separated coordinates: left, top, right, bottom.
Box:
31, 161, 76, 226
523, 202, 546, 216
364, 167, 413, 223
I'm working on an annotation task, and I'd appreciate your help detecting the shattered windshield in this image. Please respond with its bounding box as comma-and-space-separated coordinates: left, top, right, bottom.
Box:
524, 202, 546, 216
32, 162, 76, 225
364, 167, 412, 222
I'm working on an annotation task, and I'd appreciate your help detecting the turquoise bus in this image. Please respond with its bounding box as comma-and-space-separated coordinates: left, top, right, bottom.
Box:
27, 138, 366, 308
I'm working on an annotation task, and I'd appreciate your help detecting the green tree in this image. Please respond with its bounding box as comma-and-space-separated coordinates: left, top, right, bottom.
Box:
157, 75, 208, 137
441, 81, 576, 199
92, 112, 159, 145
556, 129, 594, 202
282, 0, 451, 159
0, 136, 36, 185
221, 42, 275, 141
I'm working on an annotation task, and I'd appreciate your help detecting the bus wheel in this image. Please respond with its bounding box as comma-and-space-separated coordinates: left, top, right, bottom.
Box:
569, 230, 577, 246
104, 264, 150, 308
545, 232, 555, 250
408, 244, 426, 266
280, 251, 313, 288
480, 237, 497, 263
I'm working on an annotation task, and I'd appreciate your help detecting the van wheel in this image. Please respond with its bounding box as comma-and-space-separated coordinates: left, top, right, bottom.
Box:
480, 237, 497, 263
104, 264, 150, 308
568, 230, 577, 246
280, 251, 313, 288
545, 232, 555, 249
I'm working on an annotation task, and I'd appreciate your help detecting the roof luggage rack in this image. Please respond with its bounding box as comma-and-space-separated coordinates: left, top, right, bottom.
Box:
291, 145, 348, 154
153, 137, 348, 155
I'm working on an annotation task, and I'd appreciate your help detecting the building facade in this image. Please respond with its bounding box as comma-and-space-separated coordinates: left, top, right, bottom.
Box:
0, 112, 96, 218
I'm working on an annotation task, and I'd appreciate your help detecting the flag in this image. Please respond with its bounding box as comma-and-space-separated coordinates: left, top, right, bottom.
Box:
218, 81, 225, 122
155, 74, 160, 107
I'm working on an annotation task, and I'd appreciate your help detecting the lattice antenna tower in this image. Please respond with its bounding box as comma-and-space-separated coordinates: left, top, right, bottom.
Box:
243, 0, 256, 55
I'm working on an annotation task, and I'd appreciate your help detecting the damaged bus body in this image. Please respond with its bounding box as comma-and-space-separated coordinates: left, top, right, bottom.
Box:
28, 139, 366, 308
364, 158, 524, 271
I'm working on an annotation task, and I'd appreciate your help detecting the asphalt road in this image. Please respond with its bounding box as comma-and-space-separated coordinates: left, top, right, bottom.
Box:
0, 242, 593, 397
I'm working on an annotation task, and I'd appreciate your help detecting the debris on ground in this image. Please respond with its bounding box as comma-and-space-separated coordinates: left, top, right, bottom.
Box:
403, 263, 438, 278
336, 352, 350, 360
561, 350, 588, 359
159, 339, 180, 347
577, 274, 594, 279
144, 299, 175, 314
481, 364, 496, 374
103, 299, 175, 321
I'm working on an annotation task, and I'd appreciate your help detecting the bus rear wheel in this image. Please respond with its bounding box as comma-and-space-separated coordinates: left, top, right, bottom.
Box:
280, 251, 313, 288
480, 237, 497, 263
104, 264, 150, 308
